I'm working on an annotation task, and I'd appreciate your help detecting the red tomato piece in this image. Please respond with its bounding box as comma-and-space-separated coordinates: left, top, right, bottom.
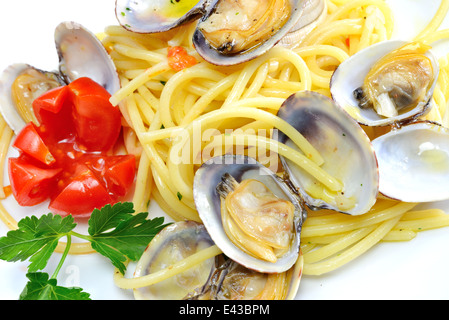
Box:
13, 122, 55, 165
32, 85, 70, 120
8, 157, 61, 206
103, 155, 136, 197
49, 167, 113, 217
9, 77, 135, 218
68, 77, 122, 152
167, 46, 197, 71
33, 88, 75, 142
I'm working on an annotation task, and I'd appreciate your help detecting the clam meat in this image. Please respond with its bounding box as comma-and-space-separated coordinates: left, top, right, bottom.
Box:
354, 42, 435, 118
197, 0, 291, 55
216, 173, 295, 263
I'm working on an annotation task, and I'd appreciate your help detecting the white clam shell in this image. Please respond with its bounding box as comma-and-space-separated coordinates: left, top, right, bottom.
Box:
115, 0, 209, 34
193, 155, 304, 273
276, 91, 379, 215
54, 21, 120, 95
330, 40, 439, 127
279, 0, 327, 48
372, 121, 449, 203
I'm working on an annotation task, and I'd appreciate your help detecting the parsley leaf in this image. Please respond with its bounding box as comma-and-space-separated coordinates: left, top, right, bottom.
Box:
88, 203, 169, 274
0, 214, 76, 272
0, 202, 169, 299
20, 272, 91, 300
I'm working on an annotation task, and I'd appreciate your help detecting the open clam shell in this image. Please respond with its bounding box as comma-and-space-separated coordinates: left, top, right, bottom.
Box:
0, 64, 64, 134
276, 91, 379, 215
54, 21, 120, 95
330, 40, 439, 127
372, 121, 449, 203
192, 0, 306, 65
193, 155, 305, 273
115, 0, 209, 34
133, 221, 217, 300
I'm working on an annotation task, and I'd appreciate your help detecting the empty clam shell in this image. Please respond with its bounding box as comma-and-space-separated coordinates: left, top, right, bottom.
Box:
55, 21, 120, 95
115, 0, 209, 34
276, 91, 379, 215
372, 121, 449, 203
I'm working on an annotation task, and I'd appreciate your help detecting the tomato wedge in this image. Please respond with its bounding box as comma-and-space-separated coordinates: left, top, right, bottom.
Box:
13, 122, 55, 165
49, 168, 113, 217
8, 77, 136, 218
8, 157, 61, 206
103, 155, 136, 197
69, 77, 122, 152
32, 85, 70, 118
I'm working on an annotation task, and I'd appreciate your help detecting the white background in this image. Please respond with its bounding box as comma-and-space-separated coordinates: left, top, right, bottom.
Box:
0, 0, 449, 300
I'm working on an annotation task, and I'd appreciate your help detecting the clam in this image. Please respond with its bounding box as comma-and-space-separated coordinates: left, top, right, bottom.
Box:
192, 0, 306, 65
276, 91, 379, 215
372, 121, 449, 203
0, 21, 119, 134
133, 221, 217, 300
193, 154, 305, 273
330, 40, 439, 127
115, 0, 209, 34
0, 64, 64, 133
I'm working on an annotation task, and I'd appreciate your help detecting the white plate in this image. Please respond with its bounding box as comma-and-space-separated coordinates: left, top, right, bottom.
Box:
1, 0, 449, 300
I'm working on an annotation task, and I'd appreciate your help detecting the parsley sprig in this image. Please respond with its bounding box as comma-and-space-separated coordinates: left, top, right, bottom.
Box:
0, 202, 169, 300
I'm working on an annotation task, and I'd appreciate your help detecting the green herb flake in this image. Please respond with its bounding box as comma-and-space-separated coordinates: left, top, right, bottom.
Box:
177, 192, 183, 201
